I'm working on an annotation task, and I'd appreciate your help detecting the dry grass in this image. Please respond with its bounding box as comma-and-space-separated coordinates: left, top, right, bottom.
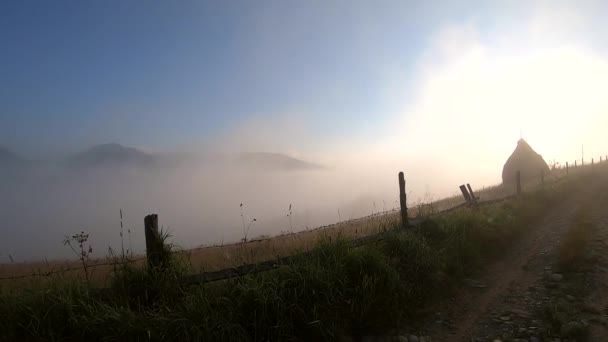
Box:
0, 213, 401, 288
0, 175, 566, 341
0, 164, 582, 289
187, 211, 401, 273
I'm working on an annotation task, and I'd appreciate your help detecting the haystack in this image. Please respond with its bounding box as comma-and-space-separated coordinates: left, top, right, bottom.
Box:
502, 139, 549, 184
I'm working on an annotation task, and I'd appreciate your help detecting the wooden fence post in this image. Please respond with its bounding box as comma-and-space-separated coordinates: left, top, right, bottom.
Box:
566, 161, 569, 175
398, 172, 408, 228
466, 183, 478, 203
575, 160, 577, 168
516, 171, 522, 196
459, 184, 472, 204
144, 214, 161, 269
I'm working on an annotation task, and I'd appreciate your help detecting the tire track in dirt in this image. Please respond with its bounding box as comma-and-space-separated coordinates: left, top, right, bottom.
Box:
582, 179, 608, 341
425, 176, 606, 341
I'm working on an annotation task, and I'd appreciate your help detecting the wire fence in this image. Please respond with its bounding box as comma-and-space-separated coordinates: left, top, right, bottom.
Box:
0, 157, 603, 285
0, 257, 147, 281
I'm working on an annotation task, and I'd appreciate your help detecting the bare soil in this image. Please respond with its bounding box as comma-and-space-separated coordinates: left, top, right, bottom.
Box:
420, 173, 608, 342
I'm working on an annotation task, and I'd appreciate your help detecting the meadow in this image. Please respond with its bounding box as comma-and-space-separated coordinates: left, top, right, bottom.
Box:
0, 163, 591, 341
0, 165, 561, 288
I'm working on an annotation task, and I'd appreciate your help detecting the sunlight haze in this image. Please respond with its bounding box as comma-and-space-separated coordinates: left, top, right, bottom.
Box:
1, 0, 607, 260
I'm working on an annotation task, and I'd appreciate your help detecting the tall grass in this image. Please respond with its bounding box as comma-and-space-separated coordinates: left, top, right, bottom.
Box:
0, 182, 566, 341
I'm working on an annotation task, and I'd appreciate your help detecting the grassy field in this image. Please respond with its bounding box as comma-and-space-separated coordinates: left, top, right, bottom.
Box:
0, 166, 589, 341
0, 165, 572, 290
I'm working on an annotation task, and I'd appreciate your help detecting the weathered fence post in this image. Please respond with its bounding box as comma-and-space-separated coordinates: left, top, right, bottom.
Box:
398, 172, 408, 228
566, 162, 569, 175
575, 160, 577, 168
466, 183, 479, 209
144, 214, 161, 269
466, 183, 478, 203
516, 171, 522, 196
459, 184, 472, 203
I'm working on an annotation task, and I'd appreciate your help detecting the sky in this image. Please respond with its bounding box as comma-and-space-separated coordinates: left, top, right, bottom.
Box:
2, 0, 605, 159
1, 0, 423, 156
2, 1, 608, 259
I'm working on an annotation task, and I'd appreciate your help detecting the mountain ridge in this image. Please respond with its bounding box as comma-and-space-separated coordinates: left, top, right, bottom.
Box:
236, 152, 325, 171
66, 143, 156, 167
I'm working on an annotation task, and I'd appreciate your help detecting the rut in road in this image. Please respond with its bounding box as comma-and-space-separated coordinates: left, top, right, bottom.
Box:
425, 175, 608, 342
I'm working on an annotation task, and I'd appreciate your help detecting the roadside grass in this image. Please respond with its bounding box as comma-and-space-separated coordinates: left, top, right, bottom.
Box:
543, 205, 595, 340
558, 208, 594, 273
0, 178, 575, 341
0, 169, 570, 288
540, 170, 608, 341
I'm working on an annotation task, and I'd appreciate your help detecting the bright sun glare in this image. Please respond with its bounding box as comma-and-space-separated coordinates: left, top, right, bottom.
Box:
395, 44, 608, 187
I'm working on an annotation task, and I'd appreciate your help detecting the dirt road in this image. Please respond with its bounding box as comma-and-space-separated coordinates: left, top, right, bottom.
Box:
423, 173, 608, 342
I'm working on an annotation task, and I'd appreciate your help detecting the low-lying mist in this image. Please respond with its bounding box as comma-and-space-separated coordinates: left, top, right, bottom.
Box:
5, 7, 608, 262
0, 148, 498, 262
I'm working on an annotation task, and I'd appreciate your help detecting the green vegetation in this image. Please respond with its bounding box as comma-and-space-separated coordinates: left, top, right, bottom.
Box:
0, 182, 572, 341
543, 205, 596, 340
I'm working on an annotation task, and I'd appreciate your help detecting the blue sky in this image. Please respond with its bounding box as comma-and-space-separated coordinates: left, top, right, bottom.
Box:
2, 1, 607, 161
0, 1, 489, 156
3, 0, 608, 259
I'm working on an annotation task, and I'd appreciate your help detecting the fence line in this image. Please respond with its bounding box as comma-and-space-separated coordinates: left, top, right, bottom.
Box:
0, 257, 146, 281
180, 193, 524, 286
0, 210, 401, 282
187, 207, 402, 252
0, 157, 602, 284
133, 166, 589, 286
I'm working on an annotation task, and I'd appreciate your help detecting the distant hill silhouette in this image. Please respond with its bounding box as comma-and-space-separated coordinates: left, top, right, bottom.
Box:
236, 152, 324, 171
67, 143, 155, 168
0, 146, 23, 166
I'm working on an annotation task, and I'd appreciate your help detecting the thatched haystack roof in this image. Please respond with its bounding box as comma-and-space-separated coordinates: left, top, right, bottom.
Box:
502, 139, 549, 184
